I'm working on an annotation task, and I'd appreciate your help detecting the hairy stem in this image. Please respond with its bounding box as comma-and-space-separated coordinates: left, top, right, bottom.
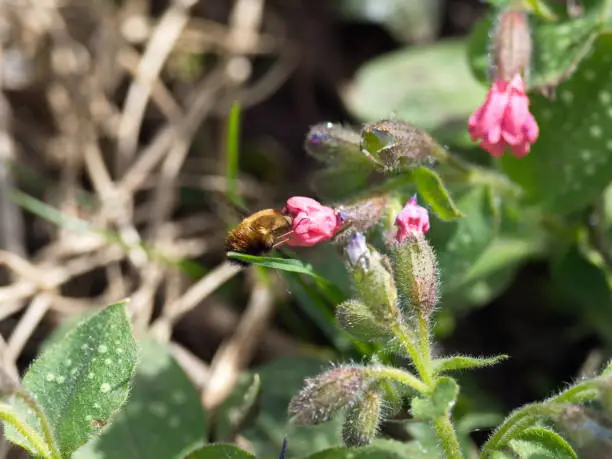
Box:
369, 366, 429, 394
391, 324, 432, 386
434, 413, 463, 459
0, 403, 51, 458
16, 390, 61, 459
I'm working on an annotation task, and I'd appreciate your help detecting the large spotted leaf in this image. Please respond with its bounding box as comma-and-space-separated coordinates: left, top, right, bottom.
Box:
5, 302, 137, 457
501, 34, 612, 213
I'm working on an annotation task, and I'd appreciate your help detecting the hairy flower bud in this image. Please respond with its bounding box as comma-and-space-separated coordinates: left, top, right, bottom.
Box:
492, 7, 532, 82
334, 196, 388, 243
342, 390, 383, 447
304, 122, 367, 166
336, 299, 395, 343
552, 405, 612, 458
391, 200, 438, 316
345, 237, 402, 331
361, 120, 444, 171
289, 366, 369, 425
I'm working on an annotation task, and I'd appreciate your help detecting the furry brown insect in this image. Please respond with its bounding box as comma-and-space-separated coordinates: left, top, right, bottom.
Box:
225, 209, 292, 264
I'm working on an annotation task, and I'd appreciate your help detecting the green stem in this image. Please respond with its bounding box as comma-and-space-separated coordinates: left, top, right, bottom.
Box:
369, 367, 429, 394
417, 312, 433, 384
391, 324, 432, 386
16, 390, 61, 459
0, 403, 51, 458
481, 403, 564, 457
434, 413, 463, 459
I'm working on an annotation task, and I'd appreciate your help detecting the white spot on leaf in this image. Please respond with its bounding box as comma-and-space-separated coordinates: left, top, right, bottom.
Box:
100, 383, 111, 393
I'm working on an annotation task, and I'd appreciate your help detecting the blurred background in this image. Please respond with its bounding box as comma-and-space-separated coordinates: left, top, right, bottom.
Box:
0, 0, 603, 456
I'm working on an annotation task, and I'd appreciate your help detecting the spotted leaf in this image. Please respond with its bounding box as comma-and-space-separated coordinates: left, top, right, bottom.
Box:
73, 337, 206, 459
501, 35, 612, 213
5, 301, 137, 457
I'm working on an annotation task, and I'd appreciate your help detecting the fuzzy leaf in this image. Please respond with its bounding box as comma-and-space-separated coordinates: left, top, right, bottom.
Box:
344, 40, 486, 129
73, 337, 206, 459
187, 444, 255, 458
412, 167, 464, 220
508, 427, 578, 459
411, 377, 459, 420
307, 438, 442, 458
6, 301, 137, 457
501, 34, 612, 213
432, 354, 508, 374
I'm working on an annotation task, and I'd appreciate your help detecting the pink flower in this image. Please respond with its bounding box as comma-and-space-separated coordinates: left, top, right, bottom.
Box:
394, 196, 429, 242
468, 74, 539, 158
282, 196, 341, 247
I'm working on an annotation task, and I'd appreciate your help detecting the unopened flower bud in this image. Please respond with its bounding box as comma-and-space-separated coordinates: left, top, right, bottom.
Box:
345, 240, 402, 331
394, 196, 430, 241
345, 233, 369, 271
391, 199, 438, 316
334, 196, 388, 243
289, 366, 369, 425
552, 405, 612, 458
305, 123, 367, 166
336, 299, 395, 343
492, 7, 532, 82
361, 120, 444, 171
342, 390, 383, 447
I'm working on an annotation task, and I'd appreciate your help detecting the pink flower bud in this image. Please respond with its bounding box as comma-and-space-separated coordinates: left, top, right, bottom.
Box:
468, 74, 539, 157
394, 196, 430, 243
282, 196, 342, 247
492, 9, 532, 82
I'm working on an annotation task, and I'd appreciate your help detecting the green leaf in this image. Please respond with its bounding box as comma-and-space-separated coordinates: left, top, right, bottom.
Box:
432, 354, 508, 375
509, 427, 578, 459
225, 101, 245, 209
337, 0, 442, 43
307, 438, 442, 458
6, 301, 137, 457
73, 337, 206, 459
344, 40, 487, 130
186, 444, 255, 459
412, 166, 464, 220
428, 185, 499, 291
227, 253, 331, 284
214, 373, 261, 442
411, 377, 459, 420
467, 10, 601, 90
501, 34, 612, 213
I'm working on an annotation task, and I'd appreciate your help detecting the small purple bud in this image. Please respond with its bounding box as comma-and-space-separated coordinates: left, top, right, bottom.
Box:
304, 123, 364, 166
289, 366, 369, 426
345, 233, 369, 271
